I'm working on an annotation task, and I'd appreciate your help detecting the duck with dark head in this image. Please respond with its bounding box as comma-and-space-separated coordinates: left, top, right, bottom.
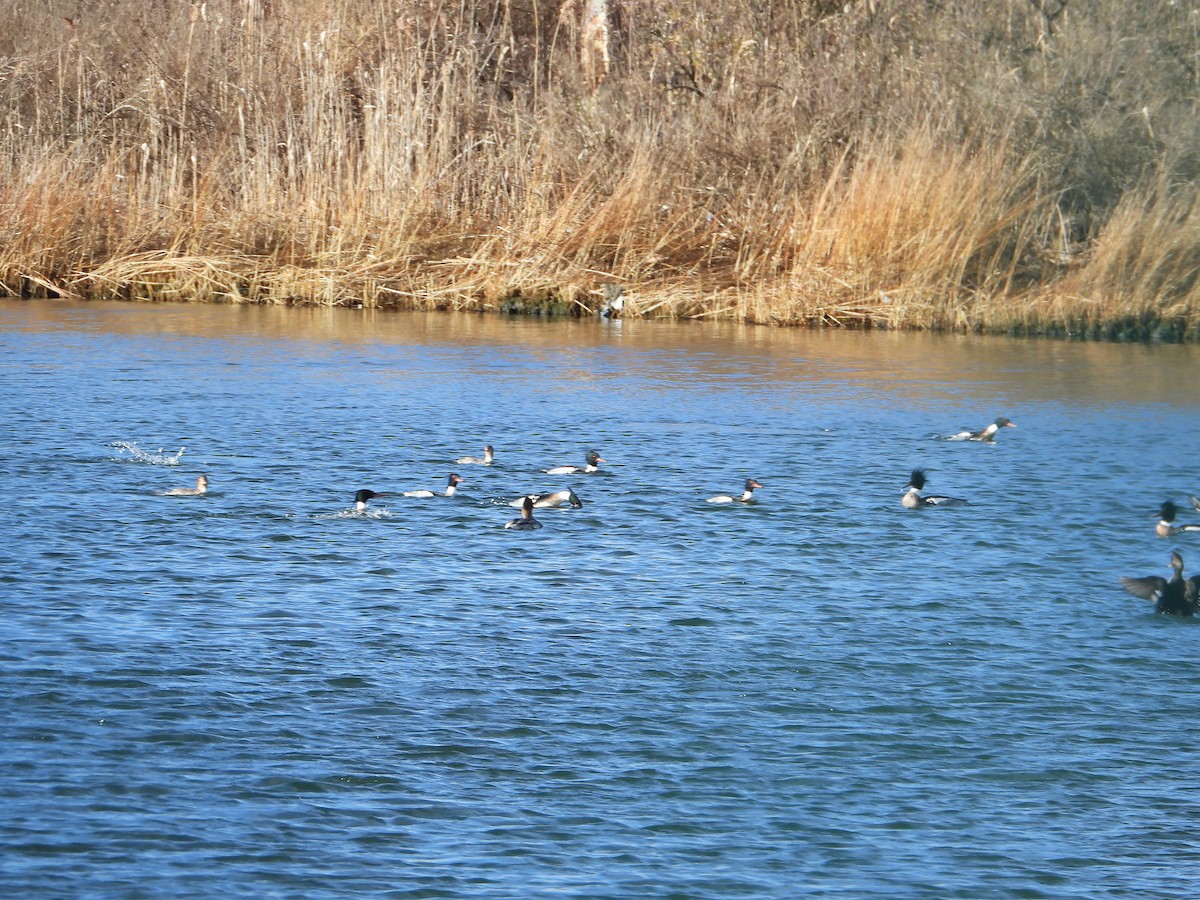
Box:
1122, 550, 1200, 617
902, 469, 968, 508
505, 495, 543, 530
948, 417, 1016, 442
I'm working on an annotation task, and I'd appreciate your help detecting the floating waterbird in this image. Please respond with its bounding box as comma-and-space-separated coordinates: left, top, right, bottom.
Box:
164, 474, 208, 496
707, 478, 763, 504
403, 473, 464, 498
546, 450, 605, 476
600, 283, 624, 319
1156, 501, 1200, 538
1121, 550, 1200, 617
353, 489, 385, 511
902, 469, 968, 508
505, 495, 543, 530
948, 417, 1017, 442
509, 489, 583, 509
456, 445, 495, 465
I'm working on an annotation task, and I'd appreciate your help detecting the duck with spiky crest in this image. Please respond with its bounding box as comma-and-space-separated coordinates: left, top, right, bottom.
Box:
1121, 550, 1200, 616
1156, 500, 1200, 537
163, 474, 209, 496
901, 469, 968, 508
707, 478, 764, 504
353, 489, 388, 511
947, 417, 1016, 442
509, 489, 583, 509
546, 450, 605, 476
403, 473, 464, 498
505, 495, 543, 530
456, 445, 495, 465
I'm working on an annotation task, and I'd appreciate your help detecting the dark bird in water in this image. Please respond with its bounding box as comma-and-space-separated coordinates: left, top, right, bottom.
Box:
1121, 550, 1200, 617
948, 417, 1017, 442
902, 469, 968, 508
1156, 501, 1200, 538
707, 478, 764, 504
354, 489, 385, 511
505, 495, 543, 530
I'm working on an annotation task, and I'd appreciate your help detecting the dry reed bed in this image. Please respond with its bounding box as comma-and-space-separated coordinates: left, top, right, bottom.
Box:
2, 0, 1199, 339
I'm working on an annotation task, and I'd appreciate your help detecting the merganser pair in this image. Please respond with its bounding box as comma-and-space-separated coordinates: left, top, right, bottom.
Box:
948, 417, 1016, 442
509, 490, 583, 509
164, 474, 209, 496
403, 473, 464, 498
456, 445, 495, 465
1156, 501, 1200, 537
546, 450, 605, 475
902, 469, 967, 508
1121, 550, 1200, 617
505, 496, 543, 530
707, 478, 763, 504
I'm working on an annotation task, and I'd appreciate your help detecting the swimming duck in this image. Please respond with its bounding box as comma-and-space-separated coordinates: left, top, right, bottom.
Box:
354, 489, 386, 511
546, 450, 605, 475
902, 469, 968, 508
164, 474, 209, 496
1121, 550, 1200, 616
456, 445, 495, 465
509, 489, 583, 509
600, 283, 624, 318
949, 417, 1016, 442
505, 495, 543, 530
1156, 500, 1200, 537
707, 478, 763, 504
403, 473, 464, 498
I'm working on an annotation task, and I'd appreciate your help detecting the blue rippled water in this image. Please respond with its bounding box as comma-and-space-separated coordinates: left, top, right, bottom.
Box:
3, 299, 1200, 898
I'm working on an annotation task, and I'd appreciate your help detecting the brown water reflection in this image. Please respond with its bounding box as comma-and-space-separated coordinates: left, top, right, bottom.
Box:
4, 298, 1198, 409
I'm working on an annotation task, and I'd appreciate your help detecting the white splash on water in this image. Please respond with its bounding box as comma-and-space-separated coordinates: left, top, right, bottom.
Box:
321, 507, 392, 520
110, 440, 187, 465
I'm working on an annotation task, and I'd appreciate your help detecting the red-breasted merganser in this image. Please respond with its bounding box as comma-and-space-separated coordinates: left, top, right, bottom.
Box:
707, 478, 763, 504
902, 469, 968, 508
1121, 550, 1200, 616
505, 496, 543, 530
403, 473, 464, 498
948, 417, 1016, 442
1156, 500, 1200, 537
456, 445, 495, 465
164, 474, 209, 496
354, 489, 387, 511
546, 450, 605, 475
509, 489, 583, 509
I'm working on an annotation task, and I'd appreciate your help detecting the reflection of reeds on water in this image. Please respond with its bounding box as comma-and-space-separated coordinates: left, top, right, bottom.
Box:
3, 1, 1199, 339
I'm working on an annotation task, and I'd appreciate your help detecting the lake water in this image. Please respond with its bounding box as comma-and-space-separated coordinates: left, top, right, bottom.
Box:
3, 298, 1200, 898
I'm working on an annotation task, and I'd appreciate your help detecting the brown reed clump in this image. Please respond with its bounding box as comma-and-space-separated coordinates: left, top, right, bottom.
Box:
1, 1, 1199, 339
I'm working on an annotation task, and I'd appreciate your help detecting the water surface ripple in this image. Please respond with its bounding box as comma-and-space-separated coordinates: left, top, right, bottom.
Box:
3, 300, 1200, 898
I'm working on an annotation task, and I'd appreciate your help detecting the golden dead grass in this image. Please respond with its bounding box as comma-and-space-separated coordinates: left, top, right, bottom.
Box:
0, 0, 1198, 339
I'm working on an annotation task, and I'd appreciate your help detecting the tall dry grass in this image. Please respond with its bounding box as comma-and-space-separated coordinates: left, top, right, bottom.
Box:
1, 0, 1199, 337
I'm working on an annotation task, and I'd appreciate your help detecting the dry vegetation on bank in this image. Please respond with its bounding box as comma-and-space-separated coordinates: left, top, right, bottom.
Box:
2, 0, 1199, 338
